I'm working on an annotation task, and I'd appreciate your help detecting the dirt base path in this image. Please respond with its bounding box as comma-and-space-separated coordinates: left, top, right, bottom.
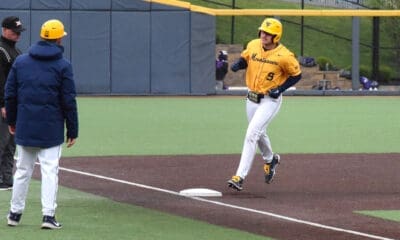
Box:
42, 153, 400, 240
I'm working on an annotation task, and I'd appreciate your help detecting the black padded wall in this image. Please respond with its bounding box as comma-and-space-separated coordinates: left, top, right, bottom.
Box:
0, 0, 215, 95
112, 0, 150, 10
0, 0, 29, 9
31, 0, 70, 9
71, 0, 110, 9
191, 12, 215, 94
71, 11, 111, 93
151, 11, 190, 94
111, 11, 151, 94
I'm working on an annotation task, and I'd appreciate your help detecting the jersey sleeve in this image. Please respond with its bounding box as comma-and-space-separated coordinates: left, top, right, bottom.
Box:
240, 39, 258, 61
240, 48, 250, 61
283, 53, 302, 77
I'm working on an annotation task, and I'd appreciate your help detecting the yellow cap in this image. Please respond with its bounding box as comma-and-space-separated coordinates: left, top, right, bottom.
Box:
40, 19, 67, 40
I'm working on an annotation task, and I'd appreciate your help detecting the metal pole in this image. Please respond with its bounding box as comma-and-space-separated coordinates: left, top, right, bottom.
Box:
351, 17, 360, 90
300, 0, 304, 56
230, 0, 236, 44
372, 17, 380, 81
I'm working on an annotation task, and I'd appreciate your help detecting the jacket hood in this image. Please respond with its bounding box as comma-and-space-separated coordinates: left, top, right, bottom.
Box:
29, 41, 64, 60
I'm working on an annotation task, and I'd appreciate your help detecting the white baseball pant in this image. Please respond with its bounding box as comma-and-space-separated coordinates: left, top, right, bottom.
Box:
10, 144, 62, 217
235, 95, 282, 179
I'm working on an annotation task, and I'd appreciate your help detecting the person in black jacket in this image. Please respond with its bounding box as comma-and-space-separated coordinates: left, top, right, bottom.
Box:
0, 16, 25, 191
5, 19, 78, 230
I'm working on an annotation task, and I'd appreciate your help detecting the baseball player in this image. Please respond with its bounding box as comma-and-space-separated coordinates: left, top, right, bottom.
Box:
5, 19, 78, 229
227, 18, 301, 191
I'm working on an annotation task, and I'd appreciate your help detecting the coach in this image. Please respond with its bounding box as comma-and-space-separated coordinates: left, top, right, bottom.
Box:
5, 19, 78, 229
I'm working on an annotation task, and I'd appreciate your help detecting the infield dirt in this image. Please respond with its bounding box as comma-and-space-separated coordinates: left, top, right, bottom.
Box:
34, 153, 400, 240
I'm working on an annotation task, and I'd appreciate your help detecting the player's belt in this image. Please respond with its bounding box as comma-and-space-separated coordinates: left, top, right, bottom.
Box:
247, 91, 264, 103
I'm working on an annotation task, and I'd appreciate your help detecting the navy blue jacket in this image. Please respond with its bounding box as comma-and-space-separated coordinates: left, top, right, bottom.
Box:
5, 41, 78, 148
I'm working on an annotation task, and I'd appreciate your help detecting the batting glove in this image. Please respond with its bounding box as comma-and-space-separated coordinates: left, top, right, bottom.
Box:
269, 88, 282, 99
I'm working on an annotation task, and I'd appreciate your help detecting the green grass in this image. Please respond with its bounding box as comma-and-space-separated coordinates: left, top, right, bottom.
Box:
274, 96, 400, 153
64, 96, 400, 157
355, 210, 400, 222
0, 181, 272, 240
185, 0, 396, 77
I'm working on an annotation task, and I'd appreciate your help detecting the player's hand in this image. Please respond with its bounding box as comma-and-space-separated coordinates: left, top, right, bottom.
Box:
231, 62, 241, 72
8, 125, 15, 135
66, 138, 76, 148
1, 107, 6, 118
269, 88, 281, 99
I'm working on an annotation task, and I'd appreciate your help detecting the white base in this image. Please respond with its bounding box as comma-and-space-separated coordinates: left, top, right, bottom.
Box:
179, 188, 222, 197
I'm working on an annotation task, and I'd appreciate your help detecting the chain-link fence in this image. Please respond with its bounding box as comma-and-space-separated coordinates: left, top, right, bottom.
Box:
280, 0, 369, 9
198, 0, 400, 85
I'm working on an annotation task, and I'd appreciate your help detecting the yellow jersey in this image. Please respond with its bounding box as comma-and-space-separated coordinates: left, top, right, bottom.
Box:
241, 39, 301, 94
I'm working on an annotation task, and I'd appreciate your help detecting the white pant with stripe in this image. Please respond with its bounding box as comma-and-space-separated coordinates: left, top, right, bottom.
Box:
235, 95, 282, 179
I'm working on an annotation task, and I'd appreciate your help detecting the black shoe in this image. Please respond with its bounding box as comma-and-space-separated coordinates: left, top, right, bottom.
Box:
0, 183, 12, 191
264, 153, 281, 184
227, 175, 244, 191
41, 215, 62, 229
7, 211, 22, 227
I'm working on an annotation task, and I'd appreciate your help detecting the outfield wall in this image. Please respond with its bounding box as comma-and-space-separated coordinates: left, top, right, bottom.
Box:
0, 0, 216, 95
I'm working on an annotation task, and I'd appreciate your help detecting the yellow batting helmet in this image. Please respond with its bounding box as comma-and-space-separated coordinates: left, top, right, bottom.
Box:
258, 18, 282, 43
40, 19, 67, 40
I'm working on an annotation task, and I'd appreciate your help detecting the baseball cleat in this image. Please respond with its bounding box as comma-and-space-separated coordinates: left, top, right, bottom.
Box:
264, 153, 280, 184
41, 215, 62, 229
227, 175, 244, 191
7, 211, 22, 227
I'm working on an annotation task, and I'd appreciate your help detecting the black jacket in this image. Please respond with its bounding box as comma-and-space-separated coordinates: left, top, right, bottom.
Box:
0, 36, 22, 107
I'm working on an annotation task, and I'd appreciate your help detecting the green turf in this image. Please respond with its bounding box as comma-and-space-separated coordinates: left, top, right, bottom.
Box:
64, 96, 400, 157
3, 96, 399, 239
355, 210, 400, 222
0, 181, 272, 240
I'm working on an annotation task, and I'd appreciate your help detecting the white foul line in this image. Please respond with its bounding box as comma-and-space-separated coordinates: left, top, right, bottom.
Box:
59, 166, 397, 240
